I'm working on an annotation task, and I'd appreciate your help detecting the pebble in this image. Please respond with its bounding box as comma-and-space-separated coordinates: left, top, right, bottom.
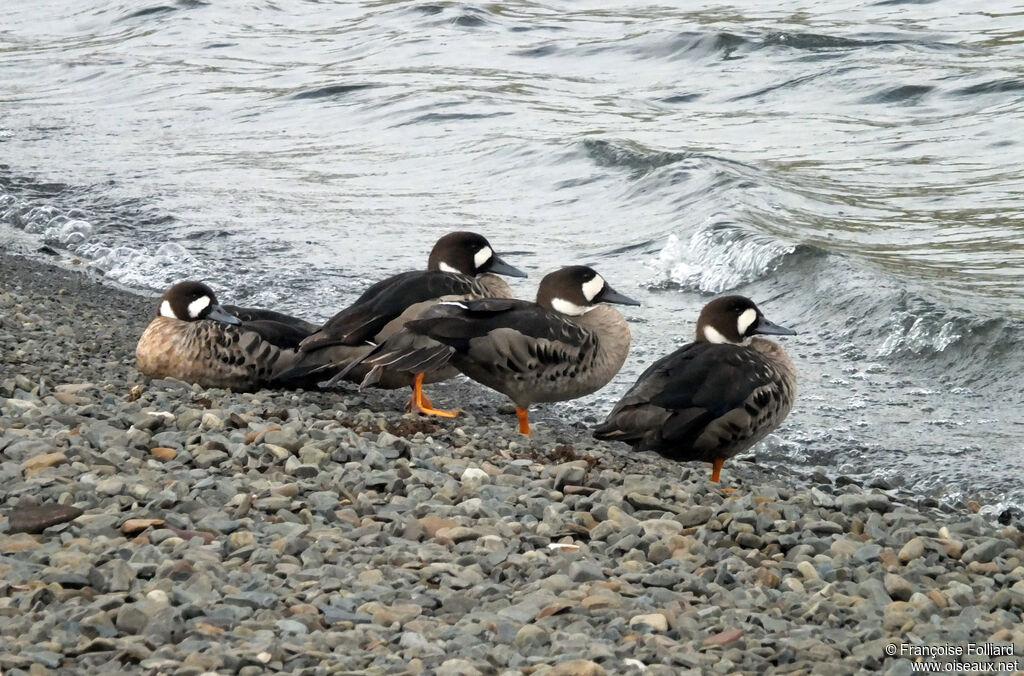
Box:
0, 253, 1021, 675
7, 503, 83, 533
22, 451, 67, 477
884, 573, 914, 602
898, 536, 926, 561
569, 561, 605, 582
548, 660, 607, 676
796, 561, 819, 580
629, 613, 669, 632
962, 538, 1010, 564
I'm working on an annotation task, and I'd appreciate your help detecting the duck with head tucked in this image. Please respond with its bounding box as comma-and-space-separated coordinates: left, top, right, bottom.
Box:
594, 295, 797, 487
288, 231, 526, 414
337, 265, 640, 434
136, 281, 318, 391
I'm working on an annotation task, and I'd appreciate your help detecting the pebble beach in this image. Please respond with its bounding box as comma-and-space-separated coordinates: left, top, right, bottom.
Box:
1, 251, 1023, 676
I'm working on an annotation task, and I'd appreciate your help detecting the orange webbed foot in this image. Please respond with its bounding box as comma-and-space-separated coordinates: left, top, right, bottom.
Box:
409, 373, 460, 418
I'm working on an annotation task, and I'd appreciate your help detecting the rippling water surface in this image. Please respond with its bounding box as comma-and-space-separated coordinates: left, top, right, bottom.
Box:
2, 1, 1023, 510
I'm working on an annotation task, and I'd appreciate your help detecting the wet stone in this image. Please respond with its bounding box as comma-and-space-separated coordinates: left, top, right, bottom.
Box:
854, 544, 884, 563
678, 505, 713, 527
569, 561, 605, 583
115, 604, 150, 635
7, 503, 83, 534
83, 422, 129, 450
805, 519, 844, 535
962, 539, 1010, 564
224, 592, 277, 610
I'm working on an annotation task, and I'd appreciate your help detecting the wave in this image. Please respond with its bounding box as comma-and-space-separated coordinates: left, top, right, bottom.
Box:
647, 225, 796, 294
0, 183, 195, 291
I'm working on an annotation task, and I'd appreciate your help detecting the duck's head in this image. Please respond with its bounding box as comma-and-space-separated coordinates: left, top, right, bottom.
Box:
427, 231, 527, 279
696, 295, 795, 345
537, 265, 640, 316
157, 281, 241, 325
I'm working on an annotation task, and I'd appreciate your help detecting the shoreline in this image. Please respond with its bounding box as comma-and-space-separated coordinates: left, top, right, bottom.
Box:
2, 248, 1023, 674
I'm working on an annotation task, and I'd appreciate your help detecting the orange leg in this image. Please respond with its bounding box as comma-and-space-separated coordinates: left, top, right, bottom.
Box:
408, 372, 459, 418
405, 390, 435, 410
516, 407, 531, 435
711, 457, 737, 492
711, 457, 724, 482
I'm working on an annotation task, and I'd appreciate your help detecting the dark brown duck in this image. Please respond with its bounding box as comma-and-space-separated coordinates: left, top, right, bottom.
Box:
289, 231, 526, 414
594, 295, 797, 485
338, 265, 640, 434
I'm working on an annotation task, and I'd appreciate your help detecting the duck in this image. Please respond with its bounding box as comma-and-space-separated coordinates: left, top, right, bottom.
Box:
289, 231, 527, 414
336, 265, 640, 434
593, 295, 797, 486
136, 281, 318, 391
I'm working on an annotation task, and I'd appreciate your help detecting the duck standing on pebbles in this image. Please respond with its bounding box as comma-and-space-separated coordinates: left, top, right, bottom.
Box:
136, 281, 318, 391
594, 295, 797, 486
337, 265, 640, 434
289, 231, 526, 415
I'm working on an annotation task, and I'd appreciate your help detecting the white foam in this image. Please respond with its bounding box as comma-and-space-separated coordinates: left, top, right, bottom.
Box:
649, 227, 795, 293
89, 242, 194, 289
57, 219, 93, 246
876, 313, 962, 357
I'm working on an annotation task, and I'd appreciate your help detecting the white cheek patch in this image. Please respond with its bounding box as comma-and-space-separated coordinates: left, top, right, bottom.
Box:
439, 301, 469, 310
187, 295, 211, 318
703, 325, 731, 344
438, 262, 460, 274
551, 297, 593, 316
159, 300, 176, 319
582, 274, 605, 302
473, 246, 493, 271
737, 308, 757, 336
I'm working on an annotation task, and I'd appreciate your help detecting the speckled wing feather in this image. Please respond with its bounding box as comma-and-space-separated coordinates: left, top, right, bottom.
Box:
299, 271, 480, 351
594, 343, 790, 462
136, 317, 298, 391
405, 298, 589, 353
341, 299, 590, 389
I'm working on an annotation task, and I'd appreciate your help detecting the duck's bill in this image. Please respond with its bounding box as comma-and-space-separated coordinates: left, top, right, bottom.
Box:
600, 286, 641, 306
753, 317, 796, 336
487, 255, 528, 278
207, 304, 242, 325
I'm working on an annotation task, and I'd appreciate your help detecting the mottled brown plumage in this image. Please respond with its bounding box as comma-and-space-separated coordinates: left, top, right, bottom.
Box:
136, 281, 314, 392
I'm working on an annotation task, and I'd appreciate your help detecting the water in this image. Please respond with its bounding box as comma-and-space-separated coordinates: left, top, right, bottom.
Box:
2, 1, 1023, 512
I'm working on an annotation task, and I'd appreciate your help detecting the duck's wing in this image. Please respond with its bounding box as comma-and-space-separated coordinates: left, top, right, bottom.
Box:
136, 318, 298, 391
594, 343, 779, 451
407, 298, 589, 355
335, 299, 589, 387
299, 271, 478, 351
235, 319, 313, 351
222, 305, 320, 335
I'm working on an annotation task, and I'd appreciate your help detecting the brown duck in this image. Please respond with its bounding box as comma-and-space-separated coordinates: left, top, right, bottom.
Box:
337, 265, 640, 434
288, 231, 526, 414
594, 295, 797, 485
136, 281, 316, 391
